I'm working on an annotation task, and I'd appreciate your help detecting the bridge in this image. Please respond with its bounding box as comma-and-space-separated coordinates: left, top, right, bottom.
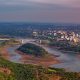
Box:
0, 38, 36, 43
0, 38, 10, 41
18, 38, 36, 44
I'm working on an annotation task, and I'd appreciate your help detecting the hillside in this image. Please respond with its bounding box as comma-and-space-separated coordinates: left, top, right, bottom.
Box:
0, 57, 80, 80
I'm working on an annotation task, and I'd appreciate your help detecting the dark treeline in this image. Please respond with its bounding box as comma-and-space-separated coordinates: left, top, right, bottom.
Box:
0, 22, 80, 37
49, 40, 80, 53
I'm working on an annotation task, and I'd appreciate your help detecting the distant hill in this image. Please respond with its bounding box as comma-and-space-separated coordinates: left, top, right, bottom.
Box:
17, 43, 48, 57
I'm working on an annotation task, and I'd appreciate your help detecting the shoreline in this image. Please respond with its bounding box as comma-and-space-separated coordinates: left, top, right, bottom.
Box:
15, 50, 60, 67
48, 45, 79, 54
0, 46, 10, 60
0, 45, 60, 67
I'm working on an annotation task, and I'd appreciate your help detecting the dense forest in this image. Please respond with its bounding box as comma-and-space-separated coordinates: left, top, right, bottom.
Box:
17, 43, 48, 57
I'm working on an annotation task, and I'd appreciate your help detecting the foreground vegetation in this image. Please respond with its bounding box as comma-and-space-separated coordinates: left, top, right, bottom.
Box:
0, 57, 80, 80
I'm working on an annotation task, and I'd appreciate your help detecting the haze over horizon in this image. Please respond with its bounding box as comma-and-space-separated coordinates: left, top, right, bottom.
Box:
0, 0, 80, 23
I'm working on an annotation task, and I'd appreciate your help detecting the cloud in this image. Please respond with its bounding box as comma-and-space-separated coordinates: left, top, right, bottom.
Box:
29, 0, 80, 8
0, 0, 80, 8
0, 9, 80, 23
0, 0, 80, 23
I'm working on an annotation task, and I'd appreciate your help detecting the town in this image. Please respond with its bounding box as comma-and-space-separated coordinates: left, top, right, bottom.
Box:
32, 30, 80, 43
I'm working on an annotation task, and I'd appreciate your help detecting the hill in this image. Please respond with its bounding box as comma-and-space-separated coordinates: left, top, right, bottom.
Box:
17, 43, 48, 57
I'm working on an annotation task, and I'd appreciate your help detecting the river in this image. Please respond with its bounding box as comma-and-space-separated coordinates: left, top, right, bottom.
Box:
6, 39, 80, 72
43, 46, 80, 72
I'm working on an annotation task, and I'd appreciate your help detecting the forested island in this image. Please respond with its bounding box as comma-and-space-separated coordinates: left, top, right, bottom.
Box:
16, 43, 59, 66
17, 43, 48, 57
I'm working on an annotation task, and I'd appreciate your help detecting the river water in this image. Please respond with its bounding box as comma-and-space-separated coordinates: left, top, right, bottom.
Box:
6, 40, 80, 72
43, 46, 80, 72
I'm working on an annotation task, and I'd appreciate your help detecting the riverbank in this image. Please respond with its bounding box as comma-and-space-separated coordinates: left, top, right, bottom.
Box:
0, 45, 59, 67
47, 45, 79, 54
16, 50, 59, 67
0, 46, 10, 60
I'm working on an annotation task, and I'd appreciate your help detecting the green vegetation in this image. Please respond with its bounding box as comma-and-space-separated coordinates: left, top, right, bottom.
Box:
17, 43, 48, 57
0, 57, 80, 80
49, 40, 80, 53
0, 39, 20, 47
7, 39, 21, 45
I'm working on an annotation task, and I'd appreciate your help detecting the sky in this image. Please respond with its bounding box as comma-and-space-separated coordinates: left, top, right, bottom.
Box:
0, 0, 80, 23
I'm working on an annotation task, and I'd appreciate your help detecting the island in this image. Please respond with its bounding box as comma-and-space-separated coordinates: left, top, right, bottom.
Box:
17, 43, 48, 57
16, 43, 59, 66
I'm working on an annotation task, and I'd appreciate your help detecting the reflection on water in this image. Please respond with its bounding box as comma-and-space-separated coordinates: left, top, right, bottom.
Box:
7, 45, 22, 63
